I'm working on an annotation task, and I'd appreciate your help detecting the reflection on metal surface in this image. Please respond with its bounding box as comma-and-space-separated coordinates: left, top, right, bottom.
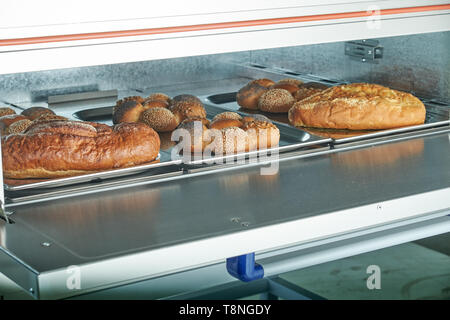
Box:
0, 222, 5, 247
332, 138, 424, 169
17, 187, 161, 259
218, 170, 280, 196
159, 132, 177, 151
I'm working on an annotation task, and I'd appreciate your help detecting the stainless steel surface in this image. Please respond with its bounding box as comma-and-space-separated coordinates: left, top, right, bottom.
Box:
0, 130, 448, 298
332, 119, 450, 144
344, 39, 384, 63
48, 89, 118, 105
260, 215, 450, 277
247, 32, 450, 101
3, 153, 170, 191
1, 32, 449, 103
5, 167, 184, 205
2, 132, 449, 267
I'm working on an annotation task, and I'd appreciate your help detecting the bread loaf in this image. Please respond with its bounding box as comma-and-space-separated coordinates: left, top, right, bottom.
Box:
288, 83, 426, 130
2, 121, 160, 179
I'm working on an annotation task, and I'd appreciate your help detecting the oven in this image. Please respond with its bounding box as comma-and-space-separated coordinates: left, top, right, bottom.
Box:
0, 1, 449, 299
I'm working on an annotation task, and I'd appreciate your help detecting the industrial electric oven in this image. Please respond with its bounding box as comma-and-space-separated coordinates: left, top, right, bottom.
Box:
0, 0, 449, 299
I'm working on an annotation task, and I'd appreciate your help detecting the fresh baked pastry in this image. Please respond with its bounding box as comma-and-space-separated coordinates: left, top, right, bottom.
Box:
294, 83, 328, 101
169, 94, 206, 123
21, 106, 55, 120
2, 121, 160, 179
7, 119, 33, 134
0, 114, 28, 135
271, 78, 304, 95
288, 83, 426, 130
237, 78, 306, 113
173, 112, 280, 154
236, 79, 275, 110
113, 93, 206, 132
0, 107, 16, 117
258, 88, 295, 113
140, 107, 179, 132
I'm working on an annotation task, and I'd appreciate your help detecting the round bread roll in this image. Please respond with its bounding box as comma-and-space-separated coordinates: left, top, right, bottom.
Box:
180, 116, 211, 127
175, 118, 210, 153
276, 78, 304, 87
7, 119, 33, 134
207, 127, 249, 154
271, 82, 300, 95
212, 112, 242, 122
0, 107, 16, 117
140, 107, 179, 132
142, 99, 169, 110
258, 88, 295, 113
146, 93, 172, 105
241, 119, 280, 150
175, 111, 280, 154
236, 78, 275, 110
21, 107, 55, 120
172, 94, 203, 106
210, 118, 243, 130
113, 93, 205, 133
293, 83, 328, 102
294, 86, 326, 101
271, 78, 303, 96
114, 96, 145, 113
112, 100, 145, 124
170, 94, 206, 123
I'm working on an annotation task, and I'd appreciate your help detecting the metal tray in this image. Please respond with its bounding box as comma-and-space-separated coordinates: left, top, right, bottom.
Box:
5, 166, 184, 204
204, 82, 330, 125
204, 90, 450, 144
72, 102, 332, 168
4, 151, 182, 191
73, 106, 113, 122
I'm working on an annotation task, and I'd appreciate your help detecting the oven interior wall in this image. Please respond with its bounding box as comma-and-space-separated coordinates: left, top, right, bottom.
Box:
0, 31, 448, 105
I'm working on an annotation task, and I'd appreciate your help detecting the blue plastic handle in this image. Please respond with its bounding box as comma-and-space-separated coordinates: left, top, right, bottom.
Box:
226, 252, 264, 282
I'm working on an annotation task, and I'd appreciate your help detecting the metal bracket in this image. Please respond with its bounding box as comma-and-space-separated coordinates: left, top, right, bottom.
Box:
226, 252, 264, 282
0, 200, 11, 224
345, 39, 383, 63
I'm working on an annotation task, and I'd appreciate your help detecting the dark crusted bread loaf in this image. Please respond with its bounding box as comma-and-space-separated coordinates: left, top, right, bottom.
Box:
2, 121, 160, 179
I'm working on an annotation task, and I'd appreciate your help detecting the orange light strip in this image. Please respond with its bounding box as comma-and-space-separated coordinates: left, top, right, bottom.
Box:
0, 4, 449, 47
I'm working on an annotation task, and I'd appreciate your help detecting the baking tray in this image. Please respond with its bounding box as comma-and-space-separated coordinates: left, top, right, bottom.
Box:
4, 151, 182, 192
72, 102, 332, 167
204, 90, 450, 144
5, 165, 184, 204
205, 82, 330, 125
73, 106, 113, 122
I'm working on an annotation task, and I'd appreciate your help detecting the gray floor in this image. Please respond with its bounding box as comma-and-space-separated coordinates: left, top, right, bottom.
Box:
1, 232, 449, 300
